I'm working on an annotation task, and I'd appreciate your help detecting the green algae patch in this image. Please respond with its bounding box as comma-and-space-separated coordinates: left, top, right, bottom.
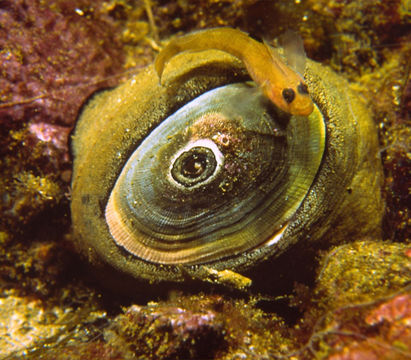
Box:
315, 240, 411, 309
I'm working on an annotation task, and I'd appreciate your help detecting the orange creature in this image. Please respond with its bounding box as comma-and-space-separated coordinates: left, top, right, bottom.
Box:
155, 27, 314, 116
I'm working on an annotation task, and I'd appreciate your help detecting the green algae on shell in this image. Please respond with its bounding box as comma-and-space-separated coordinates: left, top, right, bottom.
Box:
70, 50, 383, 288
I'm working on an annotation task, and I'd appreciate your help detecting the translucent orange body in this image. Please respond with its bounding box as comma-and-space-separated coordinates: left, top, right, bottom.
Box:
155, 27, 314, 116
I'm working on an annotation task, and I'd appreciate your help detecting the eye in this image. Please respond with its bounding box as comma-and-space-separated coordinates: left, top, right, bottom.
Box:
282, 88, 295, 103
298, 82, 309, 94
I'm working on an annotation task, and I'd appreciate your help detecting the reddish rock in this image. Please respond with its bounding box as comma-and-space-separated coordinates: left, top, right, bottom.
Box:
0, 0, 124, 127
317, 292, 411, 360
0, 0, 125, 230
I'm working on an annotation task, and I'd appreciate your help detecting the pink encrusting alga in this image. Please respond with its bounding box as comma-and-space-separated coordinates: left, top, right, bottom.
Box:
0, 0, 125, 229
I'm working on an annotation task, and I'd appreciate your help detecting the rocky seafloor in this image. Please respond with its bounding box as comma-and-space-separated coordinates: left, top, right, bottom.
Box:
0, 0, 410, 359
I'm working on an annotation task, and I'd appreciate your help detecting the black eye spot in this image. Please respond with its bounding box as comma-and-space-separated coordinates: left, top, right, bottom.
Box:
282, 88, 295, 103
298, 82, 309, 94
